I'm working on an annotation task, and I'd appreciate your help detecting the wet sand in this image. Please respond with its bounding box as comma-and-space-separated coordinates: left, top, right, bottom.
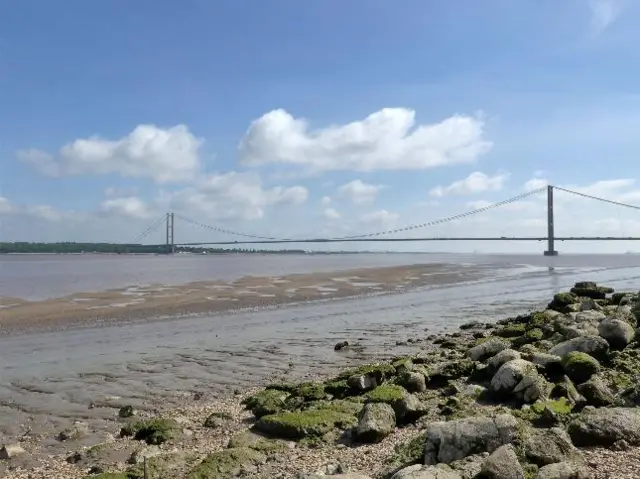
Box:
0, 263, 483, 333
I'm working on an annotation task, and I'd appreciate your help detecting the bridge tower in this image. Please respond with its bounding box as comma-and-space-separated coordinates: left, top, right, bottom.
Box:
544, 185, 558, 256
165, 212, 175, 254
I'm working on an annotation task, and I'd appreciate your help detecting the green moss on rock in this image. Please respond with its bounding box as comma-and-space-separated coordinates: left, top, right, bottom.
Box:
227, 431, 287, 453
365, 384, 407, 403
120, 418, 179, 445
495, 323, 527, 338
254, 407, 357, 440
531, 397, 572, 415
187, 447, 266, 479
242, 389, 288, 418
323, 378, 352, 398
562, 352, 601, 384
204, 412, 233, 428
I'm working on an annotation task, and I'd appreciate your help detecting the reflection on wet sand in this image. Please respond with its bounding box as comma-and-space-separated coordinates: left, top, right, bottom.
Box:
0, 263, 483, 332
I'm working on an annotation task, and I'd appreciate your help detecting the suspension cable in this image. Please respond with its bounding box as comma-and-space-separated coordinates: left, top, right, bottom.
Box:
553, 186, 640, 211
174, 214, 294, 241
329, 186, 548, 240
133, 214, 167, 243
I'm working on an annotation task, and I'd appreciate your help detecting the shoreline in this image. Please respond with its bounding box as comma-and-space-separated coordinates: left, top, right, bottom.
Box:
3, 282, 640, 478
0, 263, 486, 334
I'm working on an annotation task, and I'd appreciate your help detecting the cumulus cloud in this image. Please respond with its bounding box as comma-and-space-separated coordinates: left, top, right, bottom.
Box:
101, 196, 152, 219
0, 197, 70, 222
159, 172, 308, 221
524, 177, 548, 192
323, 208, 341, 220
18, 124, 202, 183
338, 179, 383, 205
321, 196, 332, 205
429, 172, 509, 197
238, 108, 491, 172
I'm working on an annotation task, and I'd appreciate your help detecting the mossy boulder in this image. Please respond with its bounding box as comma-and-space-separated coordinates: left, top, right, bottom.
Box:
548, 292, 579, 312
381, 434, 425, 476
290, 382, 326, 401
353, 402, 396, 443
323, 378, 352, 398
495, 323, 527, 338
365, 384, 407, 404
393, 358, 414, 374
254, 406, 357, 440
242, 389, 288, 418
120, 418, 180, 445
186, 447, 266, 479
395, 371, 426, 393
562, 352, 600, 384
226, 431, 287, 453
429, 359, 476, 386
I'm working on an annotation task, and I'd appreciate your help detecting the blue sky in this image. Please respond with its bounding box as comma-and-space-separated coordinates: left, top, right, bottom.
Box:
2, 0, 640, 252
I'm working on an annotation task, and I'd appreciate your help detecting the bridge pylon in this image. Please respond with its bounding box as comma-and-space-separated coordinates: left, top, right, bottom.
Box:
166, 212, 175, 254
544, 185, 558, 256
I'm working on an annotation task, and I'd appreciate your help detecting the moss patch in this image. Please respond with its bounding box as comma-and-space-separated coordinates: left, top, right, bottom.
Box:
495, 323, 527, 338
254, 408, 357, 440
242, 389, 288, 418
204, 412, 233, 428
562, 351, 601, 384
365, 384, 407, 403
120, 418, 179, 445
187, 447, 265, 479
292, 382, 326, 401
323, 378, 352, 399
227, 431, 287, 453
531, 397, 572, 415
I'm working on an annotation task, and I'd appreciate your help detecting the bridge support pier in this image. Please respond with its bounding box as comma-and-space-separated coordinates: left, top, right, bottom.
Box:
544, 185, 558, 256
166, 212, 175, 254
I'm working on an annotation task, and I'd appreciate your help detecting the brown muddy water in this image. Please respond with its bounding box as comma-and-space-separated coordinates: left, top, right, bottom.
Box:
2, 253, 640, 456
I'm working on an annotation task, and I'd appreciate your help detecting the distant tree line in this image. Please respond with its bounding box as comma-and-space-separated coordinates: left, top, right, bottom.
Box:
0, 242, 306, 255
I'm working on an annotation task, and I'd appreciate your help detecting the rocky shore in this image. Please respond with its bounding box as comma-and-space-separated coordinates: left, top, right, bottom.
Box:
3, 281, 640, 478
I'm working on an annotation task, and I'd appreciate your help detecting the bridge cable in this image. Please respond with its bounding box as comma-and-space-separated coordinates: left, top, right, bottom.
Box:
133, 214, 167, 243
552, 186, 640, 211
329, 186, 548, 240
174, 214, 295, 241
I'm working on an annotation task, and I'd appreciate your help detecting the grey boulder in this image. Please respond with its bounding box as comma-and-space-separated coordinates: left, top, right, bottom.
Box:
480, 444, 524, 479
568, 407, 640, 447
524, 427, 583, 467
468, 338, 508, 362
535, 462, 592, 479
490, 360, 536, 395
598, 318, 635, 350
354, 402, 395, 443
548, 336, 609, 360
424, 414, 519, 465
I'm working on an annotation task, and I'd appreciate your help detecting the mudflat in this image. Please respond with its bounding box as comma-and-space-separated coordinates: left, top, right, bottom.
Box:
0, 263, 483, 333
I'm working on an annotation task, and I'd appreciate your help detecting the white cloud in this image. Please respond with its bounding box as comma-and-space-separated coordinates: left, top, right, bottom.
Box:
0, 197, 13, 214
321, 196, 332, 205
589, 0, 623, 33
18, 124, 202, 183
101, 196, 152, 219
429, 171, 509, 197
160, 172, 308, 221
524, 177, 548, 192
338, 179, 383, 204
361, 209, 399, 225
238, 108, 491, 172
323, 208, 341, 220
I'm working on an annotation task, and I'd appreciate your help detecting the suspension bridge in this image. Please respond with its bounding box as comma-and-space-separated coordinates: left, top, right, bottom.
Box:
133, 185, 640, 256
